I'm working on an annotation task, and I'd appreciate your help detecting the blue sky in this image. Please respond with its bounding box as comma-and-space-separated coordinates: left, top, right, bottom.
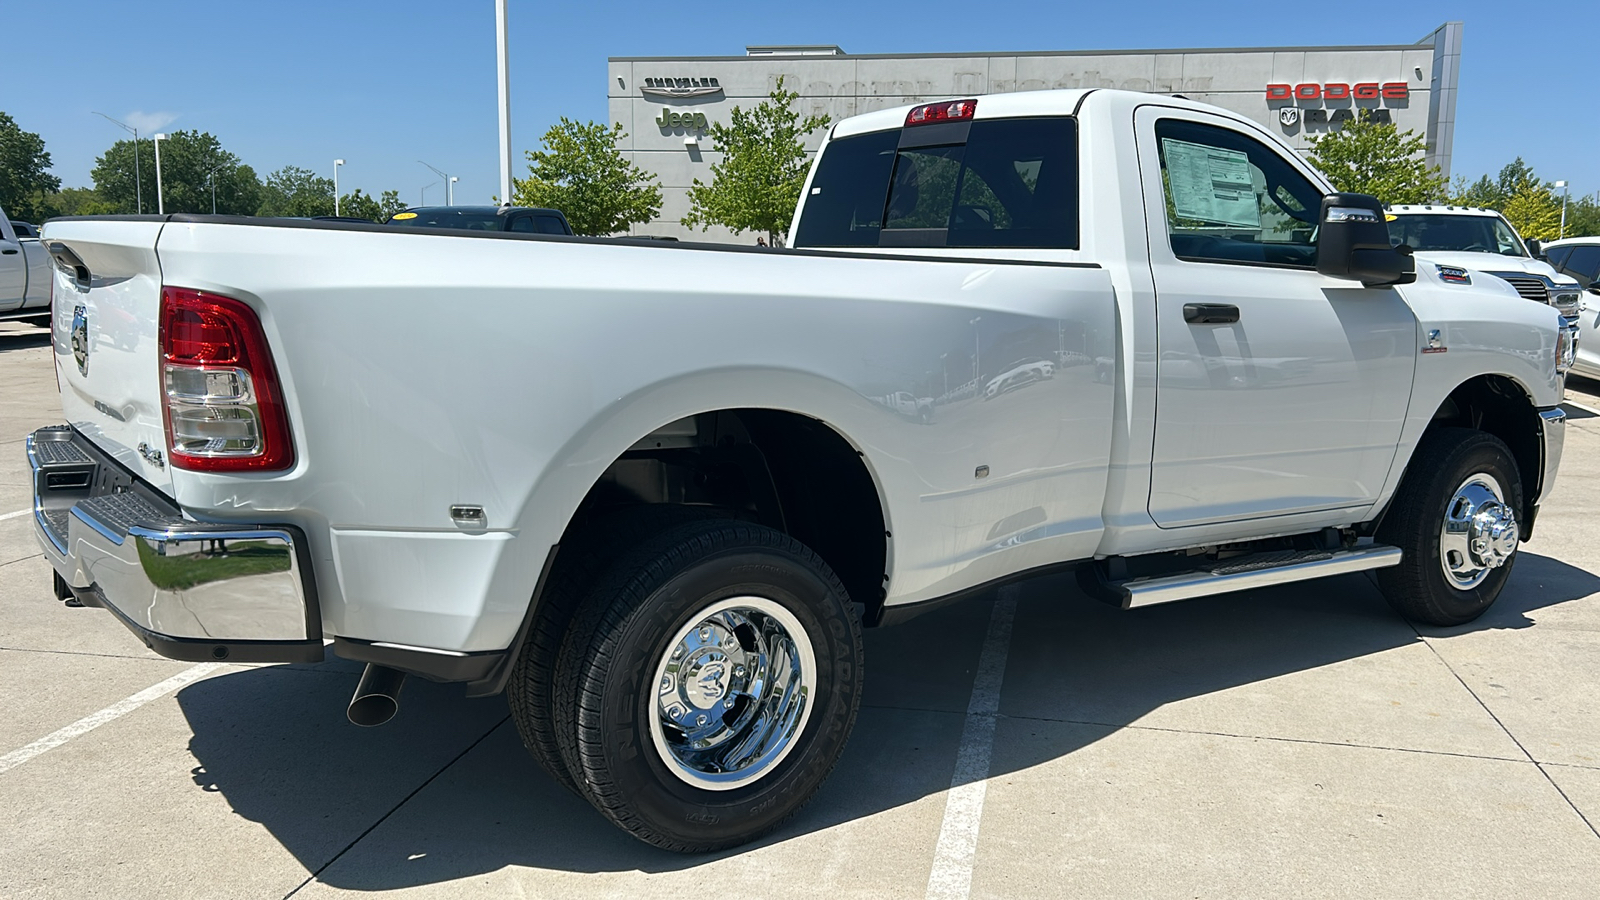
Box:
7, 1, 1597, 207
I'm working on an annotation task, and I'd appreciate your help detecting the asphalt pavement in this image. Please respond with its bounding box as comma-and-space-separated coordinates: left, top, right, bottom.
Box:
3, 318, 1599, 899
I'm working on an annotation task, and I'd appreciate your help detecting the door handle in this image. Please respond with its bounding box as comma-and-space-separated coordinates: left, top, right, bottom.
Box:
1, 248, 17, 255
1183, 303, 1239, 324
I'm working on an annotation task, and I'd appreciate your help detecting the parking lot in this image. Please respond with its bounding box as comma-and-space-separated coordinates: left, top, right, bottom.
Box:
3, 317, 1599, 899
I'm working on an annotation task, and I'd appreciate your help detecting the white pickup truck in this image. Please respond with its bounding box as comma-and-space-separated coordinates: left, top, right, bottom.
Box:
30, 89, 1573, 852
1385, 204, 1586, 321
1, 206, 53, 325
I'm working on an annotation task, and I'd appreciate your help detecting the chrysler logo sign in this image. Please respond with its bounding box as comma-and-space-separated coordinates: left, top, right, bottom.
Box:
641, 77, 723, 99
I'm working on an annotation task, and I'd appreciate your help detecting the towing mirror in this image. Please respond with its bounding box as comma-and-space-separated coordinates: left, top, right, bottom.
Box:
1316, 193, 1416, 287
1526, 238, 1544, 259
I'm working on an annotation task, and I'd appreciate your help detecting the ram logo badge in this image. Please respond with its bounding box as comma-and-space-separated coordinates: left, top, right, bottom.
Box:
71, 305, 90, 375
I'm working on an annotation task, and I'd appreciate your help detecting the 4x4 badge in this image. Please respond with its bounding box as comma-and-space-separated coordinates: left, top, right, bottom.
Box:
1422, 329, 1448, 354
71, 305, 90, 375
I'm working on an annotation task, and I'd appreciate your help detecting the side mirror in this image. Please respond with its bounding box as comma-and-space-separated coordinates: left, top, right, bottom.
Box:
1588, 279, 1600, 295
1316, 193, 1416, 287
1526, 238, 1544, 259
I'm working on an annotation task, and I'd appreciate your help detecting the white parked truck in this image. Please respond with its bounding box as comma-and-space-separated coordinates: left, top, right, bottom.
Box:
1, 206, 53, 325
30, 89, 1573, 852
1385, 204, 1586, 321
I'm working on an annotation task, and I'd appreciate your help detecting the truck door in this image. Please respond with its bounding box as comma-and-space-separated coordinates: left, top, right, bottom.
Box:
0, 221, 25, 311
1134, 105, 1416, 528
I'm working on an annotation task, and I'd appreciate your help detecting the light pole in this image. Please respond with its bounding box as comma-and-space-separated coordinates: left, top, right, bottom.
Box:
153, 133, 169, 214
334, 159, 345, 216
421, 182, 438, 206
92, 112, 142, 214
449, 176, 459, 206
1556, 180, 1570, 240
204, 163, 225, 214
495, 0, 513, 207
419, 161, 451, 205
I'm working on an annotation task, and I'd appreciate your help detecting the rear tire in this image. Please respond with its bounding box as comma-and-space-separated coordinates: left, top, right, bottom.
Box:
1376, 428, 1523, 626
506, 506, 719, 796
554, 519, 863, 852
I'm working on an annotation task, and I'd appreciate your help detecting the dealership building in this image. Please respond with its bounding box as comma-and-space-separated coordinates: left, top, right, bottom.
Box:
608, 23, 1462, 242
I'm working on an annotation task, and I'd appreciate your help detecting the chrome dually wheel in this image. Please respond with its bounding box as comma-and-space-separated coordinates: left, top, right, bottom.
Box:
649, 597, 817, 790
1439, 473, 1518, 590
1378, 427, 1523, 626
549, 518, 863, 852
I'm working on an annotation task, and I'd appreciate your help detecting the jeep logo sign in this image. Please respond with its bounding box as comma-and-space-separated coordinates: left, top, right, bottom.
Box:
1266, 82, 1409, 102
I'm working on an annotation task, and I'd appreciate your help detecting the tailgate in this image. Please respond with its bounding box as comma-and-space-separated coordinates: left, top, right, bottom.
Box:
41, 219, 174, 495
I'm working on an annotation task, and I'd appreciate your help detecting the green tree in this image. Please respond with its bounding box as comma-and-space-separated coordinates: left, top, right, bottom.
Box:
43, 187, 119, 217
1562, 194, 1600, 239
1496, 158, 1546, 198
336, 188, 409, 222
683, 77, 831, 244
1447, 174, 1504, 208
1500, 180, 1563, 240
512, 118, 661, 236
1304, 112, 1446, 205
337, 188, 383, 222
92, 130, 260, 215
0, 111, 62, 222
257, 166, 336, 217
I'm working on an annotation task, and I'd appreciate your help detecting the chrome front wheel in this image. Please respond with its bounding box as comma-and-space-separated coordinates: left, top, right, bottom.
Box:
1377, 427, 1523, 626
1438, 473, 1519, 591
649, 597, 817, 791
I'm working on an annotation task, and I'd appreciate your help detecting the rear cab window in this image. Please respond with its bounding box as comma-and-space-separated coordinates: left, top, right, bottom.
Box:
794, 116, 1079, 250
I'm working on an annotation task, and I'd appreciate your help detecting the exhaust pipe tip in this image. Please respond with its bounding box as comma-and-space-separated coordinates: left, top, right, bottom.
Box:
347, 663, 407, 727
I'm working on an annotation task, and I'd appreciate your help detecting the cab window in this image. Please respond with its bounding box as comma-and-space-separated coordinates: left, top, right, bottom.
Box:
1154, 119, 1320, 267
534, 215, 569, 235
794, 117, 1079, 249
1560, 246, 1600, 286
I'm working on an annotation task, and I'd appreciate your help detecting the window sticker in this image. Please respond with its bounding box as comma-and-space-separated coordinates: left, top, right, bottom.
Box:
1162, 138, 1260, 229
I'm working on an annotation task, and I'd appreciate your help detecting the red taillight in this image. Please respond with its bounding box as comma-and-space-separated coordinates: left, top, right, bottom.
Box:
165, 304, 244, 363
159, 287, 294, 472
906, 99, 977, 126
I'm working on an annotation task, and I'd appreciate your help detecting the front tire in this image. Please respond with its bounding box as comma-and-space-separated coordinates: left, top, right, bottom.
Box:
556, 519, 863, 852
1376, 428, 1524, 626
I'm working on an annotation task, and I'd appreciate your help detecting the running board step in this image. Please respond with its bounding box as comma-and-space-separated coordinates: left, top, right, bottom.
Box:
1105, 545, 1402, 609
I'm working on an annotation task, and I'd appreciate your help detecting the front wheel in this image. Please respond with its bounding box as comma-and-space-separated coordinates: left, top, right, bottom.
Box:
1376, 428, 1524, 626
553, 519, 863, 852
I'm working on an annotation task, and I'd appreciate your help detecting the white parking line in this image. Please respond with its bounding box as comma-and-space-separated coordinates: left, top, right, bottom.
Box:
0, 508, 31, 522
925, 588, 1018, 900
0, 663, 224, 775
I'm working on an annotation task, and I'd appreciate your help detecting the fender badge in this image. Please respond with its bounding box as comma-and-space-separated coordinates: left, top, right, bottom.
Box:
1422, 329, 1448, 354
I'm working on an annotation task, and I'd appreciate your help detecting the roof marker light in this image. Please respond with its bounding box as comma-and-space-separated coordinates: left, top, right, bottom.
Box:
906, 99, 977, 126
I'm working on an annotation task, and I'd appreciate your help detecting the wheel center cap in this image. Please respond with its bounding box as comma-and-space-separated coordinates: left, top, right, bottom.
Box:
684, 651, 732, 708
1469, 502, 1518, 568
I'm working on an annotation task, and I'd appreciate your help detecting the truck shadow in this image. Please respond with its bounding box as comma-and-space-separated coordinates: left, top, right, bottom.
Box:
0, 327, 50, 351
174, 551, 1599, 887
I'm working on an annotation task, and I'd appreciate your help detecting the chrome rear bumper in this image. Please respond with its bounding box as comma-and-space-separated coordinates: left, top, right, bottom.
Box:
28, 426, 322, 663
